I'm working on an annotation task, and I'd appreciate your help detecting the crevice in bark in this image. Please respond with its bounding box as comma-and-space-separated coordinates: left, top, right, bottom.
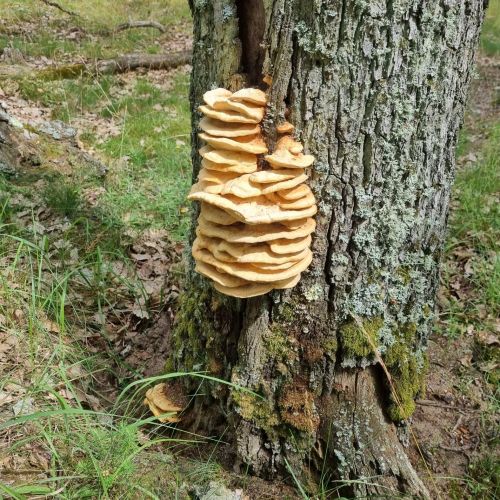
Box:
362, 134, 373, 186
337, 0, 347, 48
323, 212, 337, 305
235, 0, 266, 86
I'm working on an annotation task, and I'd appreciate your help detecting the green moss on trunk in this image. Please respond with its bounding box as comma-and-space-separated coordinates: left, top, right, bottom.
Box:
231, 391, 280, 432
384, 323, 427, 421
339, 318, 427, 421
340, 317, 383, 358
167, 285, 228, 374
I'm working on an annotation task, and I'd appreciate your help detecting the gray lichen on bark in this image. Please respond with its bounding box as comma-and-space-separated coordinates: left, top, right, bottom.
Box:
172, 1, 486, 497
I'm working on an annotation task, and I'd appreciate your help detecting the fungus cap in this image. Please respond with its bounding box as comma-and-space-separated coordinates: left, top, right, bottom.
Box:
189, 180, 223, 195
144, 400, 181, 423
198, 132, 268, 154
198, 168, 240, 185
202, 89, 264, 121
188, 188, 317, 224
276, 121, 294, 134
194, 259, 248, 288
229, 88, 267, 106
280, 184, 311, 200
213, 281, 273, 298
249, 169, 302, 184
280, 218, 310, 229
198, 105, 259, 124
265, 190, 316, 210
199, 117, 260, 137
202, 158, 257, 174
260, 173, 309, 194
210, 98, 265, 121
145, 384, 184, 412
213, 273, 300, 298
199, 146, 257, 167
144, 383, 184, 423
265, 149, 315, 169
251, 260, 296, 271
269, 234, 312, 254
202, 88, 232, 108
197, 234, 309, 264
278, 136, 304, 154
219, 174, 263, 199
200, 202, 239, 225
215, 246, 309, 266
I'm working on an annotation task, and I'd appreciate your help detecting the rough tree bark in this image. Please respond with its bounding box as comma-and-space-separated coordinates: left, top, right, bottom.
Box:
168, 1, 486, 497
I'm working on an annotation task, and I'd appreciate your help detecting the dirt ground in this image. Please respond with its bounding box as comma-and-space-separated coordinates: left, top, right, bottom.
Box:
408, 58, 500, 497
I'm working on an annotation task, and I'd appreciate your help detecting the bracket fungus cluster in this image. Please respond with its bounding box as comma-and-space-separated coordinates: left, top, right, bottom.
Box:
188, 88, 317, 298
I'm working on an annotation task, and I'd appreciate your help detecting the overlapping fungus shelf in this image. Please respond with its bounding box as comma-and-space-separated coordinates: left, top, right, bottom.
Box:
188, 87, 317, 298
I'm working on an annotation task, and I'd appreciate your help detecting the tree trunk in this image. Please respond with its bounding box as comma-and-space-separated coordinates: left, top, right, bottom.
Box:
168, 1, 486, 497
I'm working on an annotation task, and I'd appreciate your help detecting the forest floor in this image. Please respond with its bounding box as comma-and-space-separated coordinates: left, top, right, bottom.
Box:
0, 1, 498, 499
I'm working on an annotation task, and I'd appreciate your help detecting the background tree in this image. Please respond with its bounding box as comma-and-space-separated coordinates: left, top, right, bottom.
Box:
168, 0, 487, 497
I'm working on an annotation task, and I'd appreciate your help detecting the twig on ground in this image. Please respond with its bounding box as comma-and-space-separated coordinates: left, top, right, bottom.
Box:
439, 444, 474, 453
93, 50, 190, 74
452, 415, 464, 433
39, 0, 79, 17
416, 399, 478, 412
115, 21, 166, 33
0, 51, 192, 81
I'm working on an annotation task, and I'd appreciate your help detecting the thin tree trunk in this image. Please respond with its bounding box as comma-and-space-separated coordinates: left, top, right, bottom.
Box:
169, 1, 486, 497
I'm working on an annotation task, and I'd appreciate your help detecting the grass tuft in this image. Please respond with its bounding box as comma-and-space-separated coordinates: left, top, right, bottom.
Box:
43, 179, 82, 217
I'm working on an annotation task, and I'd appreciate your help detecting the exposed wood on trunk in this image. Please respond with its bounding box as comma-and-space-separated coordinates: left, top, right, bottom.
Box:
235, 0, 266, 85
0, 51, 191, 81
114, 20, 166, 33
171, 0, 486, 497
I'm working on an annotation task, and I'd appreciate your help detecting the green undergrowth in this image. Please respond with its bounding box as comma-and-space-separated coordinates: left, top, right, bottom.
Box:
18, 76, 115, 122
442, 119, 500, 499
16, 70, 192, 240
0, 188, 248, 497
441, 121, 500, 340
0, 0, 191, 61
101, 74, 192, 239
451, 125, 500, 251
0, 212, 243, 498
481, 0, 500, 56
1, 0, 193, 241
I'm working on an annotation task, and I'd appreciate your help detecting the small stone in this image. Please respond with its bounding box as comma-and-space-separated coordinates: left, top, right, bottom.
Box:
198, 481, 246, 500
12, 397, 35, 416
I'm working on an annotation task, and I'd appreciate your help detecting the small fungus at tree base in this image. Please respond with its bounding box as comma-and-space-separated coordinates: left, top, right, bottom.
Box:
143, 383, 187, 423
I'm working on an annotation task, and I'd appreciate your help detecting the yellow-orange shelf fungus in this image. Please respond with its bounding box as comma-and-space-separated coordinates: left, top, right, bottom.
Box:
188, 87, 317, 298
